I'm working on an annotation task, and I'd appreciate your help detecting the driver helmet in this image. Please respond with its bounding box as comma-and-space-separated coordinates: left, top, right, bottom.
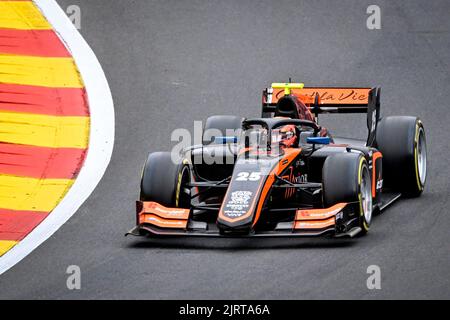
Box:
273, 125, 298, 148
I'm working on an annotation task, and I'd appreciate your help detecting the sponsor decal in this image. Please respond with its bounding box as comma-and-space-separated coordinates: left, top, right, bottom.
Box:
376, 179, 383, 190
224, 191, 253, 218
152, 206, 187, 215
271, 88, 371, 105
140, 202, 189, 220
295, 174, 308, 183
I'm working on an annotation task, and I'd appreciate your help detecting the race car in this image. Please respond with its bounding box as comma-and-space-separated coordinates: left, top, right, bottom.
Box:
126, 83, 427, 238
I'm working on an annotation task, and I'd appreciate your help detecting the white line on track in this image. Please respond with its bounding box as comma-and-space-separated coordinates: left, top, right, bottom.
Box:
0, 0, 115, 275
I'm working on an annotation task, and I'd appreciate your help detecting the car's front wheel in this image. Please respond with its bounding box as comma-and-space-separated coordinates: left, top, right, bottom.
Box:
322, 152, 373, 235
140, 152, 190, 208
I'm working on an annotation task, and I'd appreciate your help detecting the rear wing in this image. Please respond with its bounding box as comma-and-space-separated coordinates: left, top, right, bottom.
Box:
262, 84, 381, 145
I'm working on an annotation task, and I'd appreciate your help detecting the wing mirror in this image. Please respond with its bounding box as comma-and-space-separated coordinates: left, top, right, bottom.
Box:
214, 136, 238, 144
306, 136, 331, 145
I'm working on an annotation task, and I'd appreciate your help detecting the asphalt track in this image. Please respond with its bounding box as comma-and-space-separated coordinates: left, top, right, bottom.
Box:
0, 0, 449, 299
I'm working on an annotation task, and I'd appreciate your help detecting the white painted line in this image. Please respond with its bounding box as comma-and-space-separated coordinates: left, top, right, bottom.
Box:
0, 0, 115, 275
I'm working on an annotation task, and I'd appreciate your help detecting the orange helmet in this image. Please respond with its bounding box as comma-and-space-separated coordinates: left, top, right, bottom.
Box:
273, 125, 297, 148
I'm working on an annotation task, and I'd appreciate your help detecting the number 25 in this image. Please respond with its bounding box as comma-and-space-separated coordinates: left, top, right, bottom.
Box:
236, 172, 261, 181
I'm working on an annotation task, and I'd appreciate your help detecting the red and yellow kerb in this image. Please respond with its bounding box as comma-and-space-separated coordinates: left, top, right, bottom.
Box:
0, 1, 89, 255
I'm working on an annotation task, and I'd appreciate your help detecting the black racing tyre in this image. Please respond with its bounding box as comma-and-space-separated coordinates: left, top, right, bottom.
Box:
375, 116, 426, 197
322, 152, 373, 235
203, 115, 242, 144
140, 152, 190, 208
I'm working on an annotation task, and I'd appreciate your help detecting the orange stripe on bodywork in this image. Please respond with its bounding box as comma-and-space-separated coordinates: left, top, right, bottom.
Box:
139, 201, 189, 220
372, 151, 382, 197
252, 148, 301, 226
140, 214, 188, 229
296, 203, 347, 221
294, 217, 336, 230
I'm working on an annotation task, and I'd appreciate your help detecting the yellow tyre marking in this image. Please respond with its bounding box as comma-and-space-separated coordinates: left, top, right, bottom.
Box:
0, 1, 51, 30
357, 157, 370, 231
0, 55, 83, 88
175, 171, 182, 208
175, 159, 190, 207
358, 157, 364, 185
0, 174, 74, 212
0, 111, 89, 148
0, 240, 18, 256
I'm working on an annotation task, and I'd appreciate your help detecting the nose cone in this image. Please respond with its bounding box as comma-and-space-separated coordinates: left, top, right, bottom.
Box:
216, 185, 260, 234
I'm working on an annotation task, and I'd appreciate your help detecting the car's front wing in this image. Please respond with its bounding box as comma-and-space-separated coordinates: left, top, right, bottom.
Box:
126, 201, 365, 238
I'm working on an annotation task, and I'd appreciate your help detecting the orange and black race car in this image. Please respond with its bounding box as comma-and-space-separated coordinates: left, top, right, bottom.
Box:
126, 83, 427, 238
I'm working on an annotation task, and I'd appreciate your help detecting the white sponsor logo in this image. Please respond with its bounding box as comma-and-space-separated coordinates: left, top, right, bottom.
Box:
376, 179, 383, 189
295, 174, 308, 183
224, 191, 252, 217
229, 191, 252, 206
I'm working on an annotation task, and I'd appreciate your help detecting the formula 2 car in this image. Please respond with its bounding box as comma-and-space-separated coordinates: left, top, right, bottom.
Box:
126, 83, 427, 238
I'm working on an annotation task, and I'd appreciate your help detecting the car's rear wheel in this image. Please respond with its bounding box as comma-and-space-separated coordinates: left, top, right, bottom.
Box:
322, 152, 372, 235
376, 116, 426, 197
140, 152, 190, 208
